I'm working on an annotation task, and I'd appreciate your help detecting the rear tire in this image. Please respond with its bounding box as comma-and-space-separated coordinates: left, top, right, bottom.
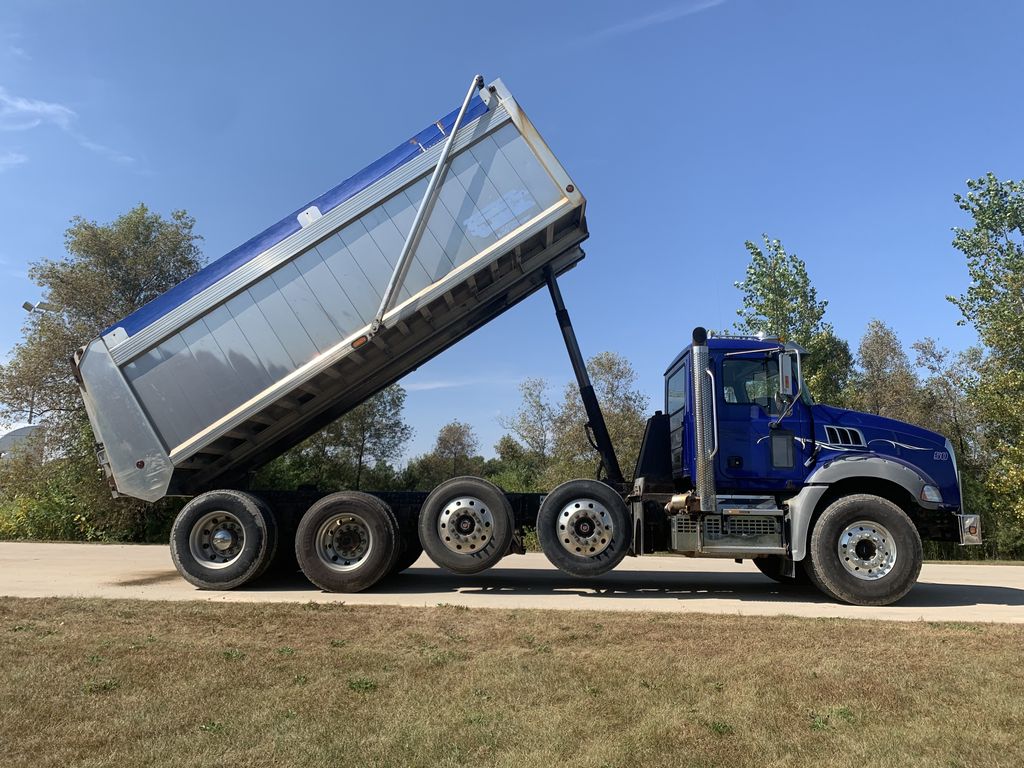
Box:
804, 494, 922, 606
390, 533, 424, 574
418, 476, 513, 574
170, 490, 277, 590
295, 492, 399, 592
249, 494, 280, 580
537, 479, 631, 577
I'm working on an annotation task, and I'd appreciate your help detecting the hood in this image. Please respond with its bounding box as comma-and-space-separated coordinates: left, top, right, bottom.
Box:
811, 404, 961, 509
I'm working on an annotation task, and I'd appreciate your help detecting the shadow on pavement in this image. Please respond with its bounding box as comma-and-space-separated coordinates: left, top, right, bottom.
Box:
243, 565, 1024, 609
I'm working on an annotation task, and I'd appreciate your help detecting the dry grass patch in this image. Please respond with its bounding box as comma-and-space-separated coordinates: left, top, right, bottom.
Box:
1, 598, 1022, 767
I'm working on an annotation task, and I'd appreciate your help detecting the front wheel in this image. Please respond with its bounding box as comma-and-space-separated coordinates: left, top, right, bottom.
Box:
804, 494, 922, 606
537, 479, 631, 577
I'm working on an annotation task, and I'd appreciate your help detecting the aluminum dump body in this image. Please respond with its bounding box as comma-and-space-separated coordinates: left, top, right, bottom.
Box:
76, 78, 587, 502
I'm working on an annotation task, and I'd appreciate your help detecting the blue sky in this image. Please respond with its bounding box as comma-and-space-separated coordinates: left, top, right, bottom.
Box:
1, 1, 1021, 459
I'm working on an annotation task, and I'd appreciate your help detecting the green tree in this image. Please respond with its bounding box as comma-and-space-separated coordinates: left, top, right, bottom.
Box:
845, 320, 926, 423
949, 173, 1024, 542
734, 235, 852, 404
403, 421, 486, 491
256, 385, 412, 491
0, 205, 204, 541
499, 352, 648, 490
483, 434, 547, 493
499, 377, 556, 461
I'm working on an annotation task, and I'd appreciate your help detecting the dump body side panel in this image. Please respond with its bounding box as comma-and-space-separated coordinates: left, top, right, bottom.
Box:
77, 79, 587, 501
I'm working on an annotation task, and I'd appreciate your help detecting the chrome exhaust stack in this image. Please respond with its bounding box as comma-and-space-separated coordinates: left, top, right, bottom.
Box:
690, 327, 717, 512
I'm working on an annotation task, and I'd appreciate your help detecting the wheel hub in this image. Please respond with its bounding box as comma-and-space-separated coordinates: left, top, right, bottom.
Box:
317, 513, 372, 572
557, 499, 613, 557
211, 529, 235, 552
189, 511, 245, 569
438, 497, 492, 554
838, 520, 897, 581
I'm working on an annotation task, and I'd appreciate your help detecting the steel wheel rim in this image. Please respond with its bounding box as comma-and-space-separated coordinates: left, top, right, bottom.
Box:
438, 496, 493, 554
189, 511, 245, 569
557, 498, 613, 557
315, 513, 373, 572
838, 519, 897, 580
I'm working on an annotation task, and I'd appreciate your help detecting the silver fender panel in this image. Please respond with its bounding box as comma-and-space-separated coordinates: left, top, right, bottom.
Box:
787, 454, 936, 561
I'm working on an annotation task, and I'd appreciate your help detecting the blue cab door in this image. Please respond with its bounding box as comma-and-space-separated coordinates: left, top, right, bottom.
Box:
713, 352, 809, 492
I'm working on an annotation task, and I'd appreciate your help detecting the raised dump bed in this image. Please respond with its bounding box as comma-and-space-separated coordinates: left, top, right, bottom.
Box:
76, 77, 587, 502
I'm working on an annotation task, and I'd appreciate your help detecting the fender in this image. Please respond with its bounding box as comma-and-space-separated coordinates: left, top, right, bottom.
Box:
786, 453, 938, 561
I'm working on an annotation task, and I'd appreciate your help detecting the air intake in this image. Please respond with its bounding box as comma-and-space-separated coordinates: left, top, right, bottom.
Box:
825, 426, 865, 447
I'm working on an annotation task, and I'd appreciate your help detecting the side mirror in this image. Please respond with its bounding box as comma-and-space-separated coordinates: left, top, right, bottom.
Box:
779, 352, 797, 397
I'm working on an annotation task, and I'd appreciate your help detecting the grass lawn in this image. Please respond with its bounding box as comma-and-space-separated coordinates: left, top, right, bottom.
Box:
2, 598, 1022, 768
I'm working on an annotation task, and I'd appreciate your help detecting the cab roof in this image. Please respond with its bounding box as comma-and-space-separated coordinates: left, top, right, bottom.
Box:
663, 336, 784, 376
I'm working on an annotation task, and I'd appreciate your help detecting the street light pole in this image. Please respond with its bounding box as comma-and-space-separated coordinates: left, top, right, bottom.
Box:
21, 300, 58, 426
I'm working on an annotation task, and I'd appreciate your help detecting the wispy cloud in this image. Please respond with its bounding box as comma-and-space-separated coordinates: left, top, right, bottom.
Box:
76, 136, 134, 165
0, 151, 28, 172
2, 31, 30, 63
404, 375, 523, 392
405, 379, 480, 392
0, 85, 133, 164
0, 87, 73, 131
584, 0, 725, 42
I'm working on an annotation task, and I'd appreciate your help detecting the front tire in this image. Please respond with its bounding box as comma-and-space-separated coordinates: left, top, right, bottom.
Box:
170, 490, 278, 590
295, 492, 399, 592
804, 494, 922, 606
537, 479, 631, 577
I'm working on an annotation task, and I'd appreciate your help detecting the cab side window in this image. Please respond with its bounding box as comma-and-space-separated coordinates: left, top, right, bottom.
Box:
722, 358, 779, 414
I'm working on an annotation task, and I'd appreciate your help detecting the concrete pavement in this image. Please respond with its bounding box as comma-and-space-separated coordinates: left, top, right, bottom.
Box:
2, 542, 1023, 622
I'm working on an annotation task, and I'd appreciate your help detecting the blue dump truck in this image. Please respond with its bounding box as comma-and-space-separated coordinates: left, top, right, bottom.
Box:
74, 76, 981, 605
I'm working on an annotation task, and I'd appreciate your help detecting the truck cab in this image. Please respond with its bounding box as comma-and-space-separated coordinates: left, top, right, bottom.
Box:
631, 328, 982, 605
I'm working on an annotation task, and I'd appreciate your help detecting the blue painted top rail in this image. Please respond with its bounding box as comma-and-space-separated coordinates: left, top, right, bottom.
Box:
105, 95, 490, 339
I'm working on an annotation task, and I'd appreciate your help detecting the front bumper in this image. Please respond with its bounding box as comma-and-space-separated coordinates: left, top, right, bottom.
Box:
957, 513, 983, 546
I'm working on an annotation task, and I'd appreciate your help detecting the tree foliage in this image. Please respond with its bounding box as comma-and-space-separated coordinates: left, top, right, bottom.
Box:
255, 385, 413, 492
845, 320, 927, 423
0, 205, 204, 540
403, 420, 486, 491
949, 173, 1024, 536
496, 352, 649, 490
0, 206, 203, 429
734, 235, 852, 404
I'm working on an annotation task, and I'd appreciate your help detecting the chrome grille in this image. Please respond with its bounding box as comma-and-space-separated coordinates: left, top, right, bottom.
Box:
673, 516, 699, 533
725, 516, 780, 537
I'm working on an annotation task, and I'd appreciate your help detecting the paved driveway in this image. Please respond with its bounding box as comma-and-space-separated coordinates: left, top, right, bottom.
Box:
2, 542, 1022, 622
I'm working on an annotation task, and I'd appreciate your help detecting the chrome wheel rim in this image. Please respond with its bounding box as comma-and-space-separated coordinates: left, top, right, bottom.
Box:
557, 498, 613, 557
438, 496, 493, 554
189, 511, 245, 569
838, 520, 897, 580
316, 513, 373, 572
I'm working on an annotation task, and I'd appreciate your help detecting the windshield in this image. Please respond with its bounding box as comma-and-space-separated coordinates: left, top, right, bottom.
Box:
800, 378, 814, 406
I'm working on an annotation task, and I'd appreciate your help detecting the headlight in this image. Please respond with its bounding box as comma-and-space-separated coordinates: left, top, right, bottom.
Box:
920, 485, 943, 503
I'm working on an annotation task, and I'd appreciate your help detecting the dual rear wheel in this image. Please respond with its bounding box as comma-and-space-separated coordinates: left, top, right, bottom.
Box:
170, 490, 278, 590
170, 476, 636, 592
